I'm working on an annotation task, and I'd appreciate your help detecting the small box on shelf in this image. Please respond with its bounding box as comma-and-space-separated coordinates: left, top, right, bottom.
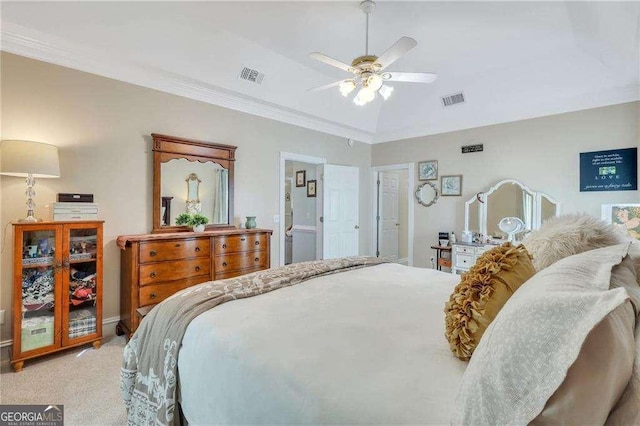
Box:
51, 202, 99, 221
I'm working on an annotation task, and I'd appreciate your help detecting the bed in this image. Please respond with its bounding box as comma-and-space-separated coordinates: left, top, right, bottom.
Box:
121, 227, 640, 426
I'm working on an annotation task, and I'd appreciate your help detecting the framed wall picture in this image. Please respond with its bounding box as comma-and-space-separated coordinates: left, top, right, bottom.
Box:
307, 180, 317, 197
296, 170, 306, 187
441, 175, 462, 196
602, 203, 640, 240
418, 160, 438, 181
580, 148, 638, 192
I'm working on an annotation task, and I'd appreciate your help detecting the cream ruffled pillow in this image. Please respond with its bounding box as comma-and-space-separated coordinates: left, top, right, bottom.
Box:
444, 243, 536, 361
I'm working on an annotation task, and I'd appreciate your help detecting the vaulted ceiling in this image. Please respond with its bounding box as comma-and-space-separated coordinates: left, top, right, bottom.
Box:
2, 1, 639, 143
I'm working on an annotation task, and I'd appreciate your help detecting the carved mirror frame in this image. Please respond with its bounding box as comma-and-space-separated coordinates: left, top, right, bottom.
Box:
464, 179, 561, 236
152, 133, 236, 233
415, 181, 440, 207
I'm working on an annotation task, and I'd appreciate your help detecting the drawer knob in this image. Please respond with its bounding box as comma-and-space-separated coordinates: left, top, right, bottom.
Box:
254, 257, 259, 262
150, 272, 156, 278
222, 244, 227, 249
150, 292, 157, 299
195, 266, 201, 272
222, 262, 227, 267
195, 247, 201, 252
175, 243, 181, 248
255, 241, 260, 246
150, 250, 157, 257
241, 237, 246, 241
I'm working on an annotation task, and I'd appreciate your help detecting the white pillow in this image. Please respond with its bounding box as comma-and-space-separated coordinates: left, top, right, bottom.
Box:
452, 243, 635, 425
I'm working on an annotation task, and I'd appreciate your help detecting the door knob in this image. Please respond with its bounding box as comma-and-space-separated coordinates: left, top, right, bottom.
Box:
355, 225, 360, 229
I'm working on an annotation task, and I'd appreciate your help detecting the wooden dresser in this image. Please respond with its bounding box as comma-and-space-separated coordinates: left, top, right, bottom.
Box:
116, 228, 272, 336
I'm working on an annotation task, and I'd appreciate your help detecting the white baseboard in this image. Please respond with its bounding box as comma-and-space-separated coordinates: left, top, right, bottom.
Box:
0, 316, 121, 348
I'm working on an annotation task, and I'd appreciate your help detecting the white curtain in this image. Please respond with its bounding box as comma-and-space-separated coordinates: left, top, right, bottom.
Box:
212, 169, 229, 223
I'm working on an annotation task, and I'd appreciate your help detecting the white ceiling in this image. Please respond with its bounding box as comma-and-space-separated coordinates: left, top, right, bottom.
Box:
2, 1, 639, 143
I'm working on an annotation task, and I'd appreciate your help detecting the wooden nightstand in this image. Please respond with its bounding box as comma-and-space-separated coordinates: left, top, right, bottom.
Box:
430, 245, 452, 271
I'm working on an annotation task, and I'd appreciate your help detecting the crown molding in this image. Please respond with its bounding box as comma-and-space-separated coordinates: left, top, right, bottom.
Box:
1, 23, 375, 143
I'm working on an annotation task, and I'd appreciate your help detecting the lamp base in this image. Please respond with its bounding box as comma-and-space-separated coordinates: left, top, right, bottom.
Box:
18, 215, 41, 223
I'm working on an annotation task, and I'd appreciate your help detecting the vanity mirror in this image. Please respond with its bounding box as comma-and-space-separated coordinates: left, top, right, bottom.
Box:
415, 181, 440, 207
464, 179, 560, 239
152, 133, 236, 233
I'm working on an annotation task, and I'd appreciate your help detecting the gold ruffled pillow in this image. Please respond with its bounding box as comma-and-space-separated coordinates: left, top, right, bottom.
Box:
444, 243, 535, 361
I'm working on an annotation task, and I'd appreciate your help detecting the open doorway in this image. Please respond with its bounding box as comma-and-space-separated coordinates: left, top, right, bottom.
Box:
279, 153, 326, 266
371, 164, 414, 266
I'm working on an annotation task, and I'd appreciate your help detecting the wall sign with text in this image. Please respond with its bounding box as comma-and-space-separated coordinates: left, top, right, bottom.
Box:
579, 147, 637, 192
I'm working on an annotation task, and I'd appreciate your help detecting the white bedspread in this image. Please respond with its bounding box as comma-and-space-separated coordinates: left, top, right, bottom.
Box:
178, 263, 465, 425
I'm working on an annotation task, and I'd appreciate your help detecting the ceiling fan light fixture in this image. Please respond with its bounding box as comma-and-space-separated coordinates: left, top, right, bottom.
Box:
379, 84, 394, 100
354, 86, 376, 105
366, 74, 383, 91
339, 80, 357, 97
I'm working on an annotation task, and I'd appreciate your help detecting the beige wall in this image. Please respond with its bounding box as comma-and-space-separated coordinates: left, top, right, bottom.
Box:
0, 53, 372, 344
373, 101, 639, 267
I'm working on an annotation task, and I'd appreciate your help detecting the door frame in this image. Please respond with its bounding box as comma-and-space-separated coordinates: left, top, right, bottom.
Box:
279, 152, 326, 266
370, 163, 415, 266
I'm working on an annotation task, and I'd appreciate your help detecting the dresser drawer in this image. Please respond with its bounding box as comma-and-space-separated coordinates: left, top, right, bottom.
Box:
139, 238, 210, 263
215, 251, 268, 274
139, 258, 210, 286
455, 245, 475, 254
214, 233, 267, 255
455, 253, 475, 269
139, 277, 210, 306
214, 266, 264, 281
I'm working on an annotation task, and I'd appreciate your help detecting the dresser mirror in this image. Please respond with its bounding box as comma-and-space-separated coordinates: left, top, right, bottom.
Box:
415, 181, 440, 207
152, 133, 236, 233
464, 179, 560, 239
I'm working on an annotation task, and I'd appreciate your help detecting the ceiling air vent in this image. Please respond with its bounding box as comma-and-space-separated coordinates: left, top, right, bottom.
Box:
239, 66, 265, 85
441, 92, 465, 107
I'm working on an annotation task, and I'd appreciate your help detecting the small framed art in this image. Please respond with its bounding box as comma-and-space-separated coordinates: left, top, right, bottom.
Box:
296, 170, 306, 187
602, 203, 640, 240
418, 160, 438, 181
307, 180, 317, 197
441, 175, 462, 196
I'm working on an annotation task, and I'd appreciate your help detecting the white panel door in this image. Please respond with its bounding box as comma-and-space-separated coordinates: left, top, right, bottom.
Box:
322, 164, 359, 259
379, 171, 399, 262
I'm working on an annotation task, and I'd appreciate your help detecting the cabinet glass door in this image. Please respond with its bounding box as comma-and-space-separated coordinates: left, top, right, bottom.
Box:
64, 226, 99, 343
19, 228, 59, 353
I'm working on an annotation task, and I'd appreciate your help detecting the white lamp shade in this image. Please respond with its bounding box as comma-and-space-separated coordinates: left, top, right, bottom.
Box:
0, 140, 60, 178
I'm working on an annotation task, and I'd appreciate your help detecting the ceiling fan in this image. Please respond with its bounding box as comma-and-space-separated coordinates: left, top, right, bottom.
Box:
309, 0, 437, 106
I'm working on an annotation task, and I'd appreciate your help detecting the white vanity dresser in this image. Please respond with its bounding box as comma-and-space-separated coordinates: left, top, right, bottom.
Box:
454, 179, 561, 274
451, 243, 496, 274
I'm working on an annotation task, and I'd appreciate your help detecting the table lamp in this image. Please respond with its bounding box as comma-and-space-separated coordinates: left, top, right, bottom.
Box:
0, 140, 61, 222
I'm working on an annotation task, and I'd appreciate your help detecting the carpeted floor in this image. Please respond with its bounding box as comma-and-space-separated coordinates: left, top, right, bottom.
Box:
0, 335, 128, 425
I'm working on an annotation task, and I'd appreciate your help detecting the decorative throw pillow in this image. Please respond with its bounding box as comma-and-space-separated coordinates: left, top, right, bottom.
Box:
522, 213, 630, 271
452, 243, 635, 425
444, 243, 535, 361
531, 255, 637, 425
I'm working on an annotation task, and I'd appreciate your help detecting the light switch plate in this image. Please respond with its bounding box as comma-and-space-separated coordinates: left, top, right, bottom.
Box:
273, 215, 280, 223
0, 310, 5, 325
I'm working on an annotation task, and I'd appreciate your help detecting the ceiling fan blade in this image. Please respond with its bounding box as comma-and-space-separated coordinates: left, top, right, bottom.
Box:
309, 52, 355, 73
382, 72, 438, 83
308, 80, 347, 92
375, 37, 417, 70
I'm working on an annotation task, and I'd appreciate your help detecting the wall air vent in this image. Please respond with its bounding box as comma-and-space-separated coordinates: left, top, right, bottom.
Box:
239, 66, 265, 85
441, 92, 465, 107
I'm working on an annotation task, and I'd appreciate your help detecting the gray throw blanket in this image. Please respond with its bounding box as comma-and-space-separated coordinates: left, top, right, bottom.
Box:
120, 256, 387, 425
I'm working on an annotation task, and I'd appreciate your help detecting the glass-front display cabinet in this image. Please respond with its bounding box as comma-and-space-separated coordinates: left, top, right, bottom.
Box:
12, 221, 103, 372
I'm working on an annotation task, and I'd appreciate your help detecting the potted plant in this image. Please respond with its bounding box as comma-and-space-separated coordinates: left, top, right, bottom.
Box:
175, 213, 209, 232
